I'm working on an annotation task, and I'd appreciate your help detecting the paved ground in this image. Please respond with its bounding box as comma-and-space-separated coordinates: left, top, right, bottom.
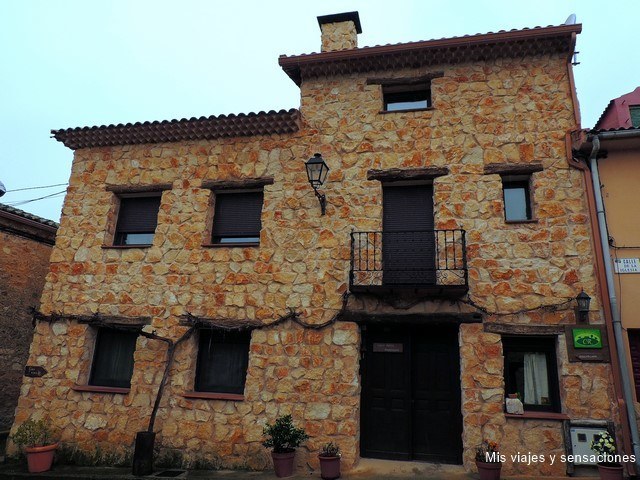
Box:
0, 458, 600, 479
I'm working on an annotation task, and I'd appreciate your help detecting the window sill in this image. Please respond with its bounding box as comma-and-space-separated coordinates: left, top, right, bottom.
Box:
505, 411, 569, 421
72, 385, 130, 395
504, 219, 538, 224
102, 244, 152, 249
182, 391, 244, 401
379, 107, 434, 114
202, 243, 260, 248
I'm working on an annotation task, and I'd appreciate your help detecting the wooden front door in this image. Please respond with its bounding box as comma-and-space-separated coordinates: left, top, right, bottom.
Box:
361, 324, 462, 464
382, 185, 435, 285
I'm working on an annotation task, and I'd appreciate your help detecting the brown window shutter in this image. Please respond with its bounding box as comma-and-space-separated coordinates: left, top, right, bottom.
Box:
116, 196, 161, 233
383, 185, 434, 231
628, 330, 640, 399
212, 191, 264, 239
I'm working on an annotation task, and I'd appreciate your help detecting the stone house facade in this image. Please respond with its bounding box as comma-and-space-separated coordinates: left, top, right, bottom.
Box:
0, 204, 57, 431
10, 12, 623, 476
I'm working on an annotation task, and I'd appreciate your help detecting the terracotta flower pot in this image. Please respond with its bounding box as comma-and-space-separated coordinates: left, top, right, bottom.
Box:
597, 463, 623, 480
319, 454, 341, 480
25, 443, 58, 473
475, 460, 502, 480
272, 450, 296, 478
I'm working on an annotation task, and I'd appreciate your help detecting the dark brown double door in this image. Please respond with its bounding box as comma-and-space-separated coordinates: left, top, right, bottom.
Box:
361, 324, 462, 464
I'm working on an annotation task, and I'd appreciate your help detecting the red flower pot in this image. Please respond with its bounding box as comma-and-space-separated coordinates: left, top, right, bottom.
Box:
475, 460, 502, 480
319, 454, 341, 480
272, 450, 296, 478
597, 463, 623, 480
25, 443, 58, 473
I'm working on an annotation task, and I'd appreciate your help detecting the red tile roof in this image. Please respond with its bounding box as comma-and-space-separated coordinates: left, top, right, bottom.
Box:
52, 109, 300, 150
279, 24, 581, 85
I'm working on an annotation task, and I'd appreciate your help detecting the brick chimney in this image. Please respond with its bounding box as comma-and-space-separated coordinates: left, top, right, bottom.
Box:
317, 11, 362, 52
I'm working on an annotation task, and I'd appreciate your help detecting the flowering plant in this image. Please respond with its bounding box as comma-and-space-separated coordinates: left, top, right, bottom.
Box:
475, 440, 501, 463
591, 431, 620, 466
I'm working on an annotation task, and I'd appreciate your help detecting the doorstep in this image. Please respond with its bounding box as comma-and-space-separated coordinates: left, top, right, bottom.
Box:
0, 462, 599, 480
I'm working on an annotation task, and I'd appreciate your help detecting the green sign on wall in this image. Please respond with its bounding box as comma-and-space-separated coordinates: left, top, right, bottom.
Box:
573, 328, 603, 349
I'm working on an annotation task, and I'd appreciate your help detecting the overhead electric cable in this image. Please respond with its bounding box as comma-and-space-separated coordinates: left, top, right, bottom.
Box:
6, 182, 68, 192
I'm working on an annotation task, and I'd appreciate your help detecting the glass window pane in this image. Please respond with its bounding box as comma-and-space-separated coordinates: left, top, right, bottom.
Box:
90, 329, 138, 388
122, 233, 155, 245
195, 330, 250, 394
504, 184, 529, 221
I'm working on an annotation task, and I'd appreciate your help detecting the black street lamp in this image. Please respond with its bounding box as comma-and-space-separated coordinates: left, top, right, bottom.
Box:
304, 153, 329, 215
576, 290, 591, 323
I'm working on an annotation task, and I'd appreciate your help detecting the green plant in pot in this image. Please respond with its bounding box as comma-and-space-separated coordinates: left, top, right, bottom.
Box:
262, 414, 308, 478
318, 442, 341, 480
591, 431, 623, 480
11, 418, 59, 473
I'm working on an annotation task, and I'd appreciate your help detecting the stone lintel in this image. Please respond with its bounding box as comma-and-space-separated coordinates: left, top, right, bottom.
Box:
366, 72, 444, 86
105, 183, 173, 194
483, 163, 544, 175
339, 311, 482, 324
33, 310, 150, 328
367, 167, 449, 182
483, 322, 565, 335
201, 177, 275, 191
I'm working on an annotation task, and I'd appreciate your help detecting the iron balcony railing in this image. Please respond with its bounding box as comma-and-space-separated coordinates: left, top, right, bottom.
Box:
349, 229, 468, 291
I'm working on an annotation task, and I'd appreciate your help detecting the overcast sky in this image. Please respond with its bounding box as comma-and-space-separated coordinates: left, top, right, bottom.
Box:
1, 0, 638, 222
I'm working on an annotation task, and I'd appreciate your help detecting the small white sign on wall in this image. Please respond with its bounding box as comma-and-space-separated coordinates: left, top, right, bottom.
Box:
614, 258, 640, 273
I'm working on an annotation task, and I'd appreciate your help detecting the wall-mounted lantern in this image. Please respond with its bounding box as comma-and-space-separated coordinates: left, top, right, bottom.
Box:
304, 153, 329, 215
576, 290, 591, 323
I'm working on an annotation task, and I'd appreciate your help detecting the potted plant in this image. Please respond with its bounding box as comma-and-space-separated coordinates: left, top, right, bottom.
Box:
475, 439, 502, 480
262, 414, 309, 478
11, 418, 59, 473
591, 431, 623, 480
318, 442, 341, 480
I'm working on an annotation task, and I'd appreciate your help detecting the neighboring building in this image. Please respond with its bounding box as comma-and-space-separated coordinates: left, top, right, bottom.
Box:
0, 204, 57, 431
581, 90, 640, 402
10, 12, 623, 476
595, 87, 640, 130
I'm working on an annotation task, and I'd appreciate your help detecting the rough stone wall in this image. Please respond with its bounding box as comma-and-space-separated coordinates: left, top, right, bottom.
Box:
0, 231, 52, 430
321, 22, 358, 51
11, 52, 617, 475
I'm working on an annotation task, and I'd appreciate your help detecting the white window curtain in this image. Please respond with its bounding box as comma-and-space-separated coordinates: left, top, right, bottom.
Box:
523, 352, 549, 404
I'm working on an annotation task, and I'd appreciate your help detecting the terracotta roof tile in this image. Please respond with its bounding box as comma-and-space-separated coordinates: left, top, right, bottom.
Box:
0, 203, 59, 228
279, 24, 581, 85
52, 109, 300, 150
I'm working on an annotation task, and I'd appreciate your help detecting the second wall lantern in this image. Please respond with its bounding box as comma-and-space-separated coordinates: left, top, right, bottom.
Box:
304, 153, 329, 215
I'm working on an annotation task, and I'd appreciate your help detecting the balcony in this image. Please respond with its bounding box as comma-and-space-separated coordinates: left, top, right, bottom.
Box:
349, 229, 468, 298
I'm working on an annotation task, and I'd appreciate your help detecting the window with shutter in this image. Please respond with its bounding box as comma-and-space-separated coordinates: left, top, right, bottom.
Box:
194, 329, 250, 394
383, 83, 431, 112
89, 328, 138, 388
114, 195, 162, 246
211, 190, 264, 245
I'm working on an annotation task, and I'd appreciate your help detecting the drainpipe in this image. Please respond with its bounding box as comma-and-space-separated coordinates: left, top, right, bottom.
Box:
588, 133, 640, 471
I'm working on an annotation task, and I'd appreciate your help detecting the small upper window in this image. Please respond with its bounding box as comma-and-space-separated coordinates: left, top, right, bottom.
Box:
195, 329, 250, 395
114, 195, 162, 246
502, 175, 533, 222
630, 105, 640, 128
383, 83, 431, 112
89, 328, 138, 388
212, 190, 263, 245
503, 336, 560, 413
